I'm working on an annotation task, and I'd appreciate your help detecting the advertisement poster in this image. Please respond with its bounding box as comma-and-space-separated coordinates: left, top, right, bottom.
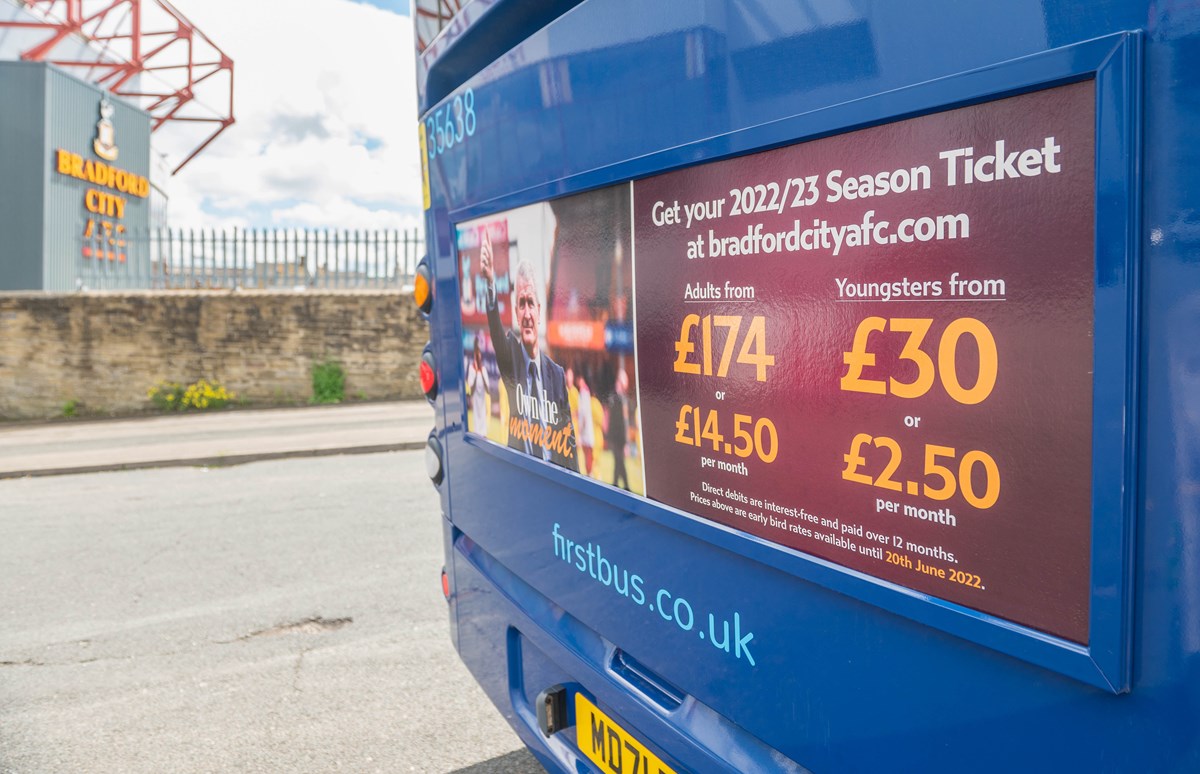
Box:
633, 82, 1095, 643
457, 185, 644, 495
457, 83, 1096, 643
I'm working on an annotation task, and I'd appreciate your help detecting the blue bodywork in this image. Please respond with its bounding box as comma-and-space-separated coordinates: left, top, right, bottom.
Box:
418, 2, 1200, 771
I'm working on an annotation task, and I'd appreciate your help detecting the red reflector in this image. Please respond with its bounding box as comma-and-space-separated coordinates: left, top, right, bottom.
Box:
441, 569, 450, 600
419, 359, 436, 395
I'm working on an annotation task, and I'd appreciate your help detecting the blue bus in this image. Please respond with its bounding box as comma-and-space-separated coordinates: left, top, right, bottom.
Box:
415, 2, 1199, 771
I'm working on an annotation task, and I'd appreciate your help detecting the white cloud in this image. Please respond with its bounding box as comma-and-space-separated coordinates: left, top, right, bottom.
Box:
271, 198, 422, 231
160, 0, 421, 231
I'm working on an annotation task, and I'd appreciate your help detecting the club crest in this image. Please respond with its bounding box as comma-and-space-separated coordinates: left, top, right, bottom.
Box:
93, 97, 118, 162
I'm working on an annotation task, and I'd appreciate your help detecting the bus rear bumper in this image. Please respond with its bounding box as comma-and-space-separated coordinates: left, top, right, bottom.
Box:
447, 526, 809, 774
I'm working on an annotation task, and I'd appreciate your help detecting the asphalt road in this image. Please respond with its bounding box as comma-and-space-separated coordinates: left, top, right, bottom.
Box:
0, 451, 545, 774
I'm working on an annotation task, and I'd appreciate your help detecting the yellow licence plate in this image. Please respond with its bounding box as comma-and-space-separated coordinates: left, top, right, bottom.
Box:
575, 693, 677, 774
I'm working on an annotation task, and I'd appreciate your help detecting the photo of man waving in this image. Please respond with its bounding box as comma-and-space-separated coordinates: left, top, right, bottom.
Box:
480, 229, 579, 471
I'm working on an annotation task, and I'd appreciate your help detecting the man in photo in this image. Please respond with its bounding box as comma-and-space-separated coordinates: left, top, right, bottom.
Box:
479, 230, 578, 471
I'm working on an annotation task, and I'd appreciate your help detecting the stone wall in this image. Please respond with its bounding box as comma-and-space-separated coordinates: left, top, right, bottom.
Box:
0, 291, 427, 419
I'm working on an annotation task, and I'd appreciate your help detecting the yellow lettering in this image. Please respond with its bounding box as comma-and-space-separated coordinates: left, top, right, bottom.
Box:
83, 190, 127, 218
91, 160, 108, 187
53, 149, 149, 198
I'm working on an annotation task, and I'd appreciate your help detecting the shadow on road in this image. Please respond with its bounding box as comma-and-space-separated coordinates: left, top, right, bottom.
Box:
449, 748, 547, 773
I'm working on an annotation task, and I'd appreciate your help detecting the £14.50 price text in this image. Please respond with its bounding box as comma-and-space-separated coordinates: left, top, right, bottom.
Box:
675, 405, 778, 464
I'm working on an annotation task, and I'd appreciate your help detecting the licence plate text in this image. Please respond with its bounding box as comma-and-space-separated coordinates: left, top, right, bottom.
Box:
575, 693, 677, 774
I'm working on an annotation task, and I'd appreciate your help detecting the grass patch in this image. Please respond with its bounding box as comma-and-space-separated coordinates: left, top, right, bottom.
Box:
311, 360, 345, 404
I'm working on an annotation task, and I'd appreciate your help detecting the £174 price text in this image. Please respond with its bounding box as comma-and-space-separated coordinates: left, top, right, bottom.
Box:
673, 314, 775, 381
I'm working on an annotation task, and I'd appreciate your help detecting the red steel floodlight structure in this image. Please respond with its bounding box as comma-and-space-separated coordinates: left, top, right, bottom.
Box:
415, 0, 462, 52
0, 0, 234, 174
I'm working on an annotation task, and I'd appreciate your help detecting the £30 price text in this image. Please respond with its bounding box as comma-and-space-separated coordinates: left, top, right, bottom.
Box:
841, 433, 1000, 509
841, 317, 998, 404
675, 405, 778, 463
673, 314, 775, 381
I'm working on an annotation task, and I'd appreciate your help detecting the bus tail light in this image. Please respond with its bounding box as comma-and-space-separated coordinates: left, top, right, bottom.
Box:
420, 350, 438, 400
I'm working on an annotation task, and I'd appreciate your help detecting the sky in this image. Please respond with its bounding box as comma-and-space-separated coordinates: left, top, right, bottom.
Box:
159, 0, 422, 232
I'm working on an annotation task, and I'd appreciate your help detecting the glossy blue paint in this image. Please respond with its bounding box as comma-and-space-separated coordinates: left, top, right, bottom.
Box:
419, 1, 1200, 771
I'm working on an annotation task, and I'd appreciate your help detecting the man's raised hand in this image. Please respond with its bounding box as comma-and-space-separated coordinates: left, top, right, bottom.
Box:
480, 230, 494, 285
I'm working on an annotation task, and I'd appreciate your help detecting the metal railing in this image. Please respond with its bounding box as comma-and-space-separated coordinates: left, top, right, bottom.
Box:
78, 227, 425, 291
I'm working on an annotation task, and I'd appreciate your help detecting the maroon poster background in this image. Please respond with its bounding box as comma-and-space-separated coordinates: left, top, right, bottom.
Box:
633, 83, 1095, 643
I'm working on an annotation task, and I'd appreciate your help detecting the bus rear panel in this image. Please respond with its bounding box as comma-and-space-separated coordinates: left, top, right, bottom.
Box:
416, 2, 1199, 771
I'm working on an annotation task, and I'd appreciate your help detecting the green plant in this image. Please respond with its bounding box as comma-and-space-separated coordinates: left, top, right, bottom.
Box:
61, 399, 79, 418
148, 379, 235, 412
148, 381, 183, 410
311, 360, 345, 404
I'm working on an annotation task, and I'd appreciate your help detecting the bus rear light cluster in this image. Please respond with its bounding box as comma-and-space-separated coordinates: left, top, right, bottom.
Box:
415, 256, 442, 487
415, 256, 438, 404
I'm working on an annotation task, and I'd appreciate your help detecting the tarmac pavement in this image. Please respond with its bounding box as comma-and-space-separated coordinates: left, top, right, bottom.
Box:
0, 450, 545, 773
0, 402, 435, 479
0, 401, 546, 772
